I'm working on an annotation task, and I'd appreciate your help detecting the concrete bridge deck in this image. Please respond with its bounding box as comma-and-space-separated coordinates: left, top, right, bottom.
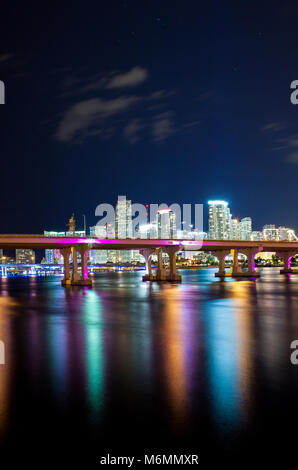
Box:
0, 235, 298, 252
1, 235, 298, 285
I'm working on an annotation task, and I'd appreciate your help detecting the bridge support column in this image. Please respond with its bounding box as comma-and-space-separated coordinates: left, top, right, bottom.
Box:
71, 247, 80, 282
155, 248, 167, 281
276, 251, 297, 274
232, 249, 242, 275
140, 248, 156, 281
72, 248, 92, 286
240, 248, 261, 277
212, 250, 230, 278
163, 246, 182, 281
61, 248, 71, 286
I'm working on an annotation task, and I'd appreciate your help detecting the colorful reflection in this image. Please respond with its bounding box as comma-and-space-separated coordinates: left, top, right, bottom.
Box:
83, 290, 104, 420
204, 296, 241, 429
161, 286, 188, 424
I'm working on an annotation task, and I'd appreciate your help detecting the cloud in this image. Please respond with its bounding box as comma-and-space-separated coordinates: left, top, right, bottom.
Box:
152, 112, 175, 142
261, 122, 284, 132
288, 152, 298, 163
147, 89, 176, 100
0, 53, 14, 63
56, 96, 140, 142
183, 120, 201, 128
123, 118, 144, 144
106, 66, 148, 89
271, 133, 298, 163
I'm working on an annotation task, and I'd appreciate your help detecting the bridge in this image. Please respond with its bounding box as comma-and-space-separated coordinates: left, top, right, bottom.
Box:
0, 235, 298, 286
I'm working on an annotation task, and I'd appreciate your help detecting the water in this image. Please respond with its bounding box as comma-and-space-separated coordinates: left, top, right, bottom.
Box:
0, 268, 298, 466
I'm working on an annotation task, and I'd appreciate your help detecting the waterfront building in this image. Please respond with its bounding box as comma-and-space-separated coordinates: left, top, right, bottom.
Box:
263, 224, 278, 241
251, 231, 263, 241
208, 201, 231, 239
230, 218, 240, 240
240, 217, 252, 240
16, 249, 35, 264
277, 226, 298, 241
0, 249, 3, 263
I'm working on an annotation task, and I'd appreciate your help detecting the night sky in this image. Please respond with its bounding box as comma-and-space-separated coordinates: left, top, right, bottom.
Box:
1, 1, 298, 234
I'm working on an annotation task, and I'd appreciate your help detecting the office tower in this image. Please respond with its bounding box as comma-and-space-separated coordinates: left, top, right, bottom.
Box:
263, 224, 278, 241
230, 218, 240, 240
240, 217, 252, 240
208, 201, 231, 239
115, 196, 133, 239
157, 208, 177, 239
251, 231, 263, 241
16, 249, 35, 264
115, 197, 133, 263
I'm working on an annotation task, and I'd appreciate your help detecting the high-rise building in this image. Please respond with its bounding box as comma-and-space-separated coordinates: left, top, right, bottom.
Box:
115, 196, 133, 239
251, 231, 263, 241
240, 217, 252, 240
16, 249, 35, 264
157, 209, 177, 239
263, 224, 278, 241
115, 196, 133, 263
230, 218, 240, 240
0, 249, 3, 262
208, 201, 231, 239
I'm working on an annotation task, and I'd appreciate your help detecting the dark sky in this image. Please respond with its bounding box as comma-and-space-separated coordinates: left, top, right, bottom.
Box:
1, 1, 298, 234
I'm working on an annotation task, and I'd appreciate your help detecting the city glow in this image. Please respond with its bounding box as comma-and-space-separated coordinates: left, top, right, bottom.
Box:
208, 200, 228, 206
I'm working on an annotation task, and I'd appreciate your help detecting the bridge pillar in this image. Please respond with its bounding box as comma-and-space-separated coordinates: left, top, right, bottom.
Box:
155, 248, 167, 281
211, 250, 230, 278
232, 249, 242, 275
140, 248, 156, 281
276, 251, 297, 273
163, 246, 182, 281
240, 247, 261, 277
71, 247, 80, 282
61, 248, 72, 286
72, 247, 92, 286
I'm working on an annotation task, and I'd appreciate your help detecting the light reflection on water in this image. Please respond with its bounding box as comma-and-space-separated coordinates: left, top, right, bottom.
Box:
1, 268, 298, 451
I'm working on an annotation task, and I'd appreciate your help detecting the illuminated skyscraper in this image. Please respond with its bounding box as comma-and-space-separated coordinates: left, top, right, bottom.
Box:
230, 218, 240, 240
263, 224, 278, 241
251, 231, 263, 241
208, 201, 231, 239
157, 208, 177, 238
115, 196, 132, 239
115, 196, 133, 263
240, 217, 252, 240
